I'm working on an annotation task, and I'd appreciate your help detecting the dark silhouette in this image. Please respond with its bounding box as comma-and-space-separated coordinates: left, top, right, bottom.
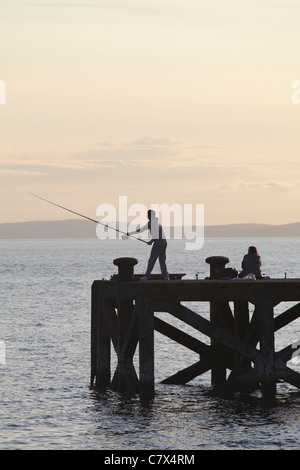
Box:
239, 246, 262, 279
127, 210, 169, 280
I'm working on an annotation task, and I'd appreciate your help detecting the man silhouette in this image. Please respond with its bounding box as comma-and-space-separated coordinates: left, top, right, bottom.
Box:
127, 209, 169, 280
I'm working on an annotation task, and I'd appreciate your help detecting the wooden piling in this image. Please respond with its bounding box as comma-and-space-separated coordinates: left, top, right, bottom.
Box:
91, 257, 300, 399
210, 302, 232, 386
110, 258, 139, 394
257, 299, 276, 396
91, 283, 111, 388
138, 297, 155, 398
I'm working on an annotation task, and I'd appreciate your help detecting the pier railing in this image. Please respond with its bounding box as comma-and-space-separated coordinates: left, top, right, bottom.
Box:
91, 258, 300, 399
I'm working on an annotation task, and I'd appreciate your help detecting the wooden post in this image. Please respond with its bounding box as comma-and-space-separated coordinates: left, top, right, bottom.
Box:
206, 256, 231, 387
210, 302, 234, 386
138, 297, 155, 399
110, 296, 139, 393
111, 258, 139, 394
233, 301, 251, 376
257, 299, 276, 397
91, 282, 97, 387
210, 302, 226, 386
91, 282, 111, 388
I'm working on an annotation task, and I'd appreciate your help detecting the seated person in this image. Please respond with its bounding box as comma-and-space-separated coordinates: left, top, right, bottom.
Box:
239, 246, 262, 279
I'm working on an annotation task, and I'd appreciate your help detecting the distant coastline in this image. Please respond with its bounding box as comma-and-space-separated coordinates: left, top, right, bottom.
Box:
0, 219, 299, 239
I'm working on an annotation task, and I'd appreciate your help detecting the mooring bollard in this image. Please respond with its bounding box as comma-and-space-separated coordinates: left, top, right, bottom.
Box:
205, 256, 230, 279
113, 257, 138, 281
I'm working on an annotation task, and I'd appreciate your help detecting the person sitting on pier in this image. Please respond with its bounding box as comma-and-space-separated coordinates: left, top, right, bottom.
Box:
239, 246, 263, 279
127, 209, 169, 280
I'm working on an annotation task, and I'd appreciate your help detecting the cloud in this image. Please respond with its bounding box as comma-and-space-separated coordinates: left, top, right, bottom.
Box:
0, 138, 244, 182
11, 1, 182, 14
70, 136, 189, 164
126, 136, 188, 147
0, 168, 46, 176
220, 181, 300, 192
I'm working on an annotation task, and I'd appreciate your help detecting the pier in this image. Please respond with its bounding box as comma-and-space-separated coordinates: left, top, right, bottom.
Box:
90, 257, 300, 399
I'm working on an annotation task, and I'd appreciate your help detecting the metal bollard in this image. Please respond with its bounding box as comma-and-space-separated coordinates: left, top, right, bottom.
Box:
113, 257, 138, 281
205, 256, 230, 279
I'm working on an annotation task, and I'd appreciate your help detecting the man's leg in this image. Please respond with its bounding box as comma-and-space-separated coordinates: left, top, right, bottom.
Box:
143, 242, 160, 279
159, 241, 168, 279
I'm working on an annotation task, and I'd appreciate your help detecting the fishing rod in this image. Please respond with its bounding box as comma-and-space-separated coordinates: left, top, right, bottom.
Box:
28, 193, 148, 244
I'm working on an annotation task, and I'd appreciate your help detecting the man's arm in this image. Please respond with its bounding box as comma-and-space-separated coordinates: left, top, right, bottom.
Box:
127, 222, 149, 236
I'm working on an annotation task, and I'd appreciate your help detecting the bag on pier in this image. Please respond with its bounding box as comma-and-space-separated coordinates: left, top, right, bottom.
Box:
214, 267, 238, 279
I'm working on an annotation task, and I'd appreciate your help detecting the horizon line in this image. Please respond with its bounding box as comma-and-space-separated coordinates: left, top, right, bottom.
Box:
1, 219, 300, 227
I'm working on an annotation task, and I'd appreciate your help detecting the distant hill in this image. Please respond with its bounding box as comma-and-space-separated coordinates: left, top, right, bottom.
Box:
204, 222, 300, 238
0, 219, 95, 239
0, 219, 299, 239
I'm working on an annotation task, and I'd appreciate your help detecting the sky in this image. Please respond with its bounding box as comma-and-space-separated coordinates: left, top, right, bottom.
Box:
1, 0, 300, 226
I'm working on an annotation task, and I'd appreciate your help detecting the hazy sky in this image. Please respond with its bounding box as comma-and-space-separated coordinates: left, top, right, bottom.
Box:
1, 0, 300, 225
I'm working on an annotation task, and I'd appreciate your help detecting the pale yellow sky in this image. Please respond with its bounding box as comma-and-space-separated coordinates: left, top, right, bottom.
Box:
1, 0, 300, 225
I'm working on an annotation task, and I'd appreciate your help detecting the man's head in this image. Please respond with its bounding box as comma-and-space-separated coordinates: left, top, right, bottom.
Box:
147, 209, 156, 220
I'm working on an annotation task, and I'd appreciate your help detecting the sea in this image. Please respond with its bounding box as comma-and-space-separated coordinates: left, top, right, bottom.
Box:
0, 237, 299, 452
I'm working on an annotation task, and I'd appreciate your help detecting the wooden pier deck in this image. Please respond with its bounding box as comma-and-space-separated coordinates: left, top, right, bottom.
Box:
90, 258, 300, 399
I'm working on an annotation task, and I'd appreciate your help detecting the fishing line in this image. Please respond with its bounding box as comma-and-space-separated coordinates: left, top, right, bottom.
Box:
28, 193, 148, 244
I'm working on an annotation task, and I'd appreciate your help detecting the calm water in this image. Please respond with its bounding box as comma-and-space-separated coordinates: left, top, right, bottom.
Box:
0, 237, 299, 450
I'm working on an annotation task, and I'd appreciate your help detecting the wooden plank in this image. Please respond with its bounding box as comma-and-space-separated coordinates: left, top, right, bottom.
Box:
275, 359, 300, 389
210, 369, 260, 397
167, 302, 260, 363
277, 341, 300, 363
153, 316, 210, 356
161, 359, 211, 385
95, 278, 300, 304
274, 302, 300, 331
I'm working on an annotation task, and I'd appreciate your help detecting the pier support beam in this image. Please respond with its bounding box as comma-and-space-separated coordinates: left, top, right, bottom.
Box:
210, 301, 234, 386
257, 300, 276, 397
91, 283, 111, 388
111, 257, 139, 394
138, 297, 155, 398
206, 256, 233, 387
232, 302, 252, 377
91, 259, 300, 399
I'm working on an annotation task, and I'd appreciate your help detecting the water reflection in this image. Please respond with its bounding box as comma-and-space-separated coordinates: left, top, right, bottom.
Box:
88, 384, 300, 450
